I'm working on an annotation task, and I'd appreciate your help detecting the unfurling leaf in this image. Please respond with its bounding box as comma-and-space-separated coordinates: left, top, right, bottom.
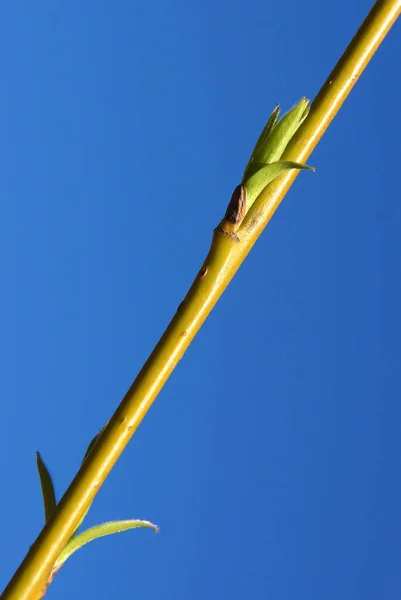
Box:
226, 98, 314, 224
243, 98, 310, 181
52, 519, 159, 576
245, 160, 315, 210
36, 452, 57, 523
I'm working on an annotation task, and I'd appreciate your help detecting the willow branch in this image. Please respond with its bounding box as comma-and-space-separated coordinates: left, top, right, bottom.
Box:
2, 1, 400, 598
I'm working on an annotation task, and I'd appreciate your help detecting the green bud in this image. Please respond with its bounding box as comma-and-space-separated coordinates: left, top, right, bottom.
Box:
243, 98, 310, 181
245, 160, 315, 209
242, 104, 280, 180
231, 98, 314, 218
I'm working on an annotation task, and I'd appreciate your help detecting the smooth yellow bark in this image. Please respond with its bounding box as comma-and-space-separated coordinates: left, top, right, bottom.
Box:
2, 1, 400, 598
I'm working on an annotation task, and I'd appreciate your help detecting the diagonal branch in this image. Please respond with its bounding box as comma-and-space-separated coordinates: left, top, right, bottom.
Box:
2, 1, 400, 599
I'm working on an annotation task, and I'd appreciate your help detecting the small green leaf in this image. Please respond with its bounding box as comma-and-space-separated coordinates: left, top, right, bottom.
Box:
259, 98, 309, 165
245, 160, 315, 210
36, 452, 57, 523
52, 519, 159, 575
243, 104, 280, 180
243, 98, 310, 180
81, 426, 105, 465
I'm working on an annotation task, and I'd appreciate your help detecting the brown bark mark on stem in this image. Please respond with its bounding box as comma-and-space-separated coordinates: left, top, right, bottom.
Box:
214, 225, 240, 242
224, 184, 247, 225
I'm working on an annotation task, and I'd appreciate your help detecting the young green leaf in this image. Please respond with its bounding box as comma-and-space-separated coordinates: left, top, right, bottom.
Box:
243, 104, 280, 179
52, 519, 159, 575
255, 98, 310, 166
242, 98, 310, 181
245, 160, 315, 210
222, 98, 315, 227
36, 452, 57, 523
81, 426, 106, 465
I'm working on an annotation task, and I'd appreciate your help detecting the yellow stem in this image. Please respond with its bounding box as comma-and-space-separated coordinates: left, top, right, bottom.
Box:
2, 1, 400, 599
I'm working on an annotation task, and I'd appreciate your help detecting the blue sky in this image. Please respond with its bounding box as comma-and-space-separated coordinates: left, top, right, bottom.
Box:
1, 1, 400, 599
